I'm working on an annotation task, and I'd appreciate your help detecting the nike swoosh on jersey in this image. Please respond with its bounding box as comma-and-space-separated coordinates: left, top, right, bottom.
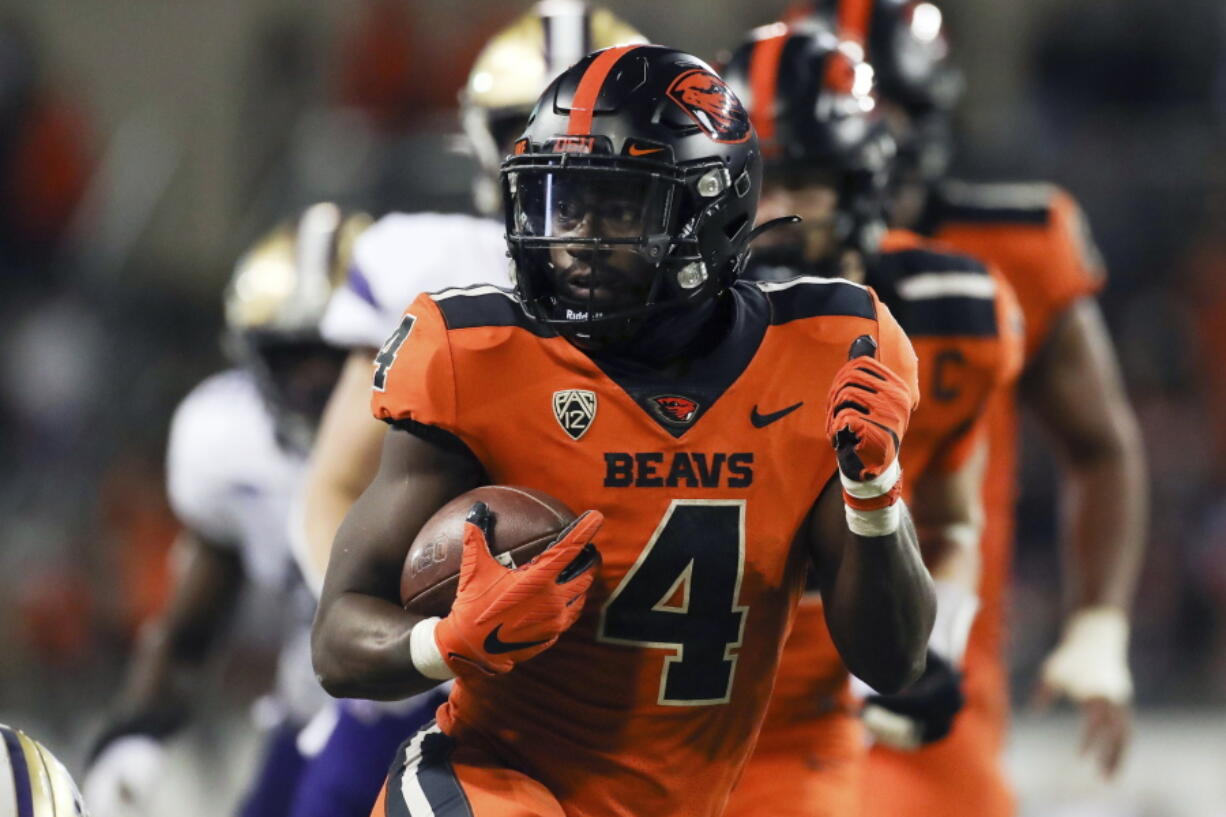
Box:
483, 625, 551, 655
627, 145, 664, 156
750, 401, 804, 428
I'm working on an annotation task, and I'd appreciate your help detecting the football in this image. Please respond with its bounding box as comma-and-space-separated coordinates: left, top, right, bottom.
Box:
400, 485, 576, 618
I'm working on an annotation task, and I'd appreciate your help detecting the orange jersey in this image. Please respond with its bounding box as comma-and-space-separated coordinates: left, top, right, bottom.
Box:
919, 181, 1105, 661
876, 230, 1025, 479
852, 187, 1106, 817
731, 234, 1022, 817
371, 279, 918, 817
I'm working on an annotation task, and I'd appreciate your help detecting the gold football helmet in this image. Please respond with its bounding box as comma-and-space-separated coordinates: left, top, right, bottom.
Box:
0, 724, 89, 816
460, 1, 647, 213
224, 202, 371, 450
225, 202, 370, 339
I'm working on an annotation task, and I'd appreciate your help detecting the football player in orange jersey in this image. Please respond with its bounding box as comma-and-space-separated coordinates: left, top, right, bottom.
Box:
721, 20, 1023, 817
311, 45, 936, 817
804, 1, 1147, 815
290, 8, 649, 815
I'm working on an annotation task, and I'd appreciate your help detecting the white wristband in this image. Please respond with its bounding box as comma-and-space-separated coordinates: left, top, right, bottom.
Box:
845, 503, 901, 537
409, 617, 455, 681
1041, 606, 1132, 704
840, 459, 901, 499
841, 461, 902, 537
929, 579, 980, 665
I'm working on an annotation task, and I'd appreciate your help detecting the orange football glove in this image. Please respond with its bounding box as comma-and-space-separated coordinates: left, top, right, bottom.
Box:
826, 342, 913, 483
433, 502, 602, 679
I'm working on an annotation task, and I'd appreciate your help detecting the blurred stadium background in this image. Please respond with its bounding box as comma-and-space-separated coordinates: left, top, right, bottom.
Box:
0, 0, 1223, 814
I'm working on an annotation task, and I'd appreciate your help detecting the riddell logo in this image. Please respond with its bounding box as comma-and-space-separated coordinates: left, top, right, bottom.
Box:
649, 395, 700, 426
666, 69, 751, 144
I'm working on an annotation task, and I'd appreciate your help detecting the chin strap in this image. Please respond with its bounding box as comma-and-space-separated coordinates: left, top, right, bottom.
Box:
745, 215, 803, 245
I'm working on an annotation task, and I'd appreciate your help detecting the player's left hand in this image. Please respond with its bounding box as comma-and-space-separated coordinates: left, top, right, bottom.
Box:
826, 352, 913, 483
1033, 606, 1133, 777
861, 650, 964, 751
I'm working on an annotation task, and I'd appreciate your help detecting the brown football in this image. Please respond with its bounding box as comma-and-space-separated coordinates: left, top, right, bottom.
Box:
400, 485, 576, 618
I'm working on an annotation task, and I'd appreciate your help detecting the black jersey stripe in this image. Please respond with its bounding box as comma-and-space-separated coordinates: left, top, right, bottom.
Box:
919, 181, 1056, 232
755, 277, 877, 325
932, 203, 1050, 226
885, 248, 990, 276
431, 286, 555, 336
903, 296, 999, 337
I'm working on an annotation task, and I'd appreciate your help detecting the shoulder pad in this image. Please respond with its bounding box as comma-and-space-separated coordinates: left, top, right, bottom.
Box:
875, 249, 999, 338
930, 180, 1059, 226
750, 276, 876, 325
431, 284, 554, 335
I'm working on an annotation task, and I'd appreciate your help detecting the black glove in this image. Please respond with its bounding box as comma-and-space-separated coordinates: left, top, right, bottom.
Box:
862, 649, 965, 749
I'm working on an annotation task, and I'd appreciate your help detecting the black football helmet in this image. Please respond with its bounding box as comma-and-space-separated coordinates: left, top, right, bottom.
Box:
501, 44, 761, 347
805, 0, 962, 182
723, 20, 894, 264
868, 0, 962, 182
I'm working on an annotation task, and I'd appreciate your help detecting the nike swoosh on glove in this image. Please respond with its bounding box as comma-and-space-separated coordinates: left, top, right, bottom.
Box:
861, 649, 965, 751
433, 502, 602, 678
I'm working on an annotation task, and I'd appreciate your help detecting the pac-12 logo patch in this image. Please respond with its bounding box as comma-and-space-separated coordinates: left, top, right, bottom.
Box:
553, 389, 597, 440
666, 69, 751, 144
649, 395, 700, 427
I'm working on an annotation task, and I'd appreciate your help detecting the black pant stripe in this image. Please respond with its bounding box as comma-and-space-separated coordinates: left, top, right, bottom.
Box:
384, 723, 473, 817
416, 731, 473, 817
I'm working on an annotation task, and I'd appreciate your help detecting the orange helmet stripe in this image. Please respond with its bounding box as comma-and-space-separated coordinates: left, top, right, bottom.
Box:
837, 0, 873, 46
827, 0, 872, 91
567, 44, 642, 135
748, 31, 789, 152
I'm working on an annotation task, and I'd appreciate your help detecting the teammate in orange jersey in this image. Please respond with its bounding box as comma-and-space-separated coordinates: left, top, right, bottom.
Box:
722, 21, 1023, 817
311, 45, 937, 817
793, 1, 1147, 815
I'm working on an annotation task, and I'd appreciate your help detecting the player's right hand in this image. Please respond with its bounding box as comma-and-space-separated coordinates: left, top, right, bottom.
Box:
433, 502, 602, 678
861, 650, 965, 751
82, 734, 166, 817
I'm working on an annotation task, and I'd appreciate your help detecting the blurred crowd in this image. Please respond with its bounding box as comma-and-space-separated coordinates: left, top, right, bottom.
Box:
0, 0, 1222, 758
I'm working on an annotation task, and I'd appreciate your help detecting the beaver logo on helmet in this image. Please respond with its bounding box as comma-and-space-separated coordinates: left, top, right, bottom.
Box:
666, 69, 751, 144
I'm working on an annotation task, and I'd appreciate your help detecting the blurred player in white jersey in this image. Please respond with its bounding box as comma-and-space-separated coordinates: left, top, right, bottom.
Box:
82, 204, 367, 817
285, 5, 649, 817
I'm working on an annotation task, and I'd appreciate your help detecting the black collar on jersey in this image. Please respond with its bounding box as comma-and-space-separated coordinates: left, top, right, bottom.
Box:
586, 284, 770, 438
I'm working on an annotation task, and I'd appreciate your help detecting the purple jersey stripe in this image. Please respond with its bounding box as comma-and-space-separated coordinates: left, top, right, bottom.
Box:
347, 264, 380, 309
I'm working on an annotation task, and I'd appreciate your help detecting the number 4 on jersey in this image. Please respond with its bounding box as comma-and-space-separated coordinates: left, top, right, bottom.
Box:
373, 314, 416, 392
598, 500, 748, 706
